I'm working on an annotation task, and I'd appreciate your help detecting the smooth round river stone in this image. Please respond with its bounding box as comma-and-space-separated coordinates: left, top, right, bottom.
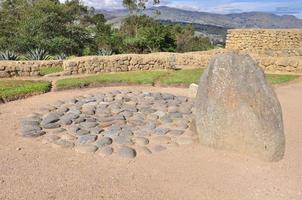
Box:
132, 137, 149, 146
75, 145, 98, 153
77, 135, 97, 144
41, 113, 60, 126
75, 129, 90, 136
114, 136, 134, 145
154, 128, 170, 135
169, 130, 185, 136
42, 123, 61, 129
118, 146, 136, 158
52, 139, 75, 149
99, 146, 114, 157
90, 127, 104, 135
80, 121, 98, 129
96, 137, 113, 148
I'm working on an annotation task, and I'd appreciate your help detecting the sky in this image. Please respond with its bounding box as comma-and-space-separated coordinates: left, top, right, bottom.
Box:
82, 0, 302, 18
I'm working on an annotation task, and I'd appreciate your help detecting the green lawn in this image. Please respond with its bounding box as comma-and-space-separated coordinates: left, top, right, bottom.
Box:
159, 69, 204, 86
0, 80, 51, 101
56, 71, 166, 90
39, 66, 64, 76
56, 69, 299, 90
265, 74, 299, 85
160, 69, 299, 86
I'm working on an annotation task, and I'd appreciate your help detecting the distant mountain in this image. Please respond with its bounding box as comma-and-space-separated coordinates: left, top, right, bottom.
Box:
98, 6, 302, 45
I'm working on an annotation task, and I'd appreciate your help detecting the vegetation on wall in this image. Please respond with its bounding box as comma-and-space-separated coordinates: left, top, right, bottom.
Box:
0, 0, 213, 59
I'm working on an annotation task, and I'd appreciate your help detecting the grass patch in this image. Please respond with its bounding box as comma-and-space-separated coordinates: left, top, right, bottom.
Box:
0, 80, 51, 101
39, 66, 64, 76
159, 69, 204, 86
266, 74, 299, 85
161, 69, 298, 86
56, 69, 299, 90
56, 71, 166, 90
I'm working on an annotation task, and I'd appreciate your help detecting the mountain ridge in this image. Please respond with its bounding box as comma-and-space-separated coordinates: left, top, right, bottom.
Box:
99, 6, 302, 28
98, 6, 302, 45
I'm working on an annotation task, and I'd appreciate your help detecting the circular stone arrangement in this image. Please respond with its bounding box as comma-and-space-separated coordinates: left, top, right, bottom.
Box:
19, 90, 197, 158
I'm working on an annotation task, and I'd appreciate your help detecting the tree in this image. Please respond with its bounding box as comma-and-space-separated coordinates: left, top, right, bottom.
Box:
0, 0, 103, 55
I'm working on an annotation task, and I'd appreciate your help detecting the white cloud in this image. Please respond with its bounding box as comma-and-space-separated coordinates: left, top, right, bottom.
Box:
78, 0, 302, 18
84, 0, 123, 10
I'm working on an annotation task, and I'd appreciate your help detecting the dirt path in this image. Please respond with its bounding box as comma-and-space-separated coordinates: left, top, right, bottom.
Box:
0, 84, 301, 200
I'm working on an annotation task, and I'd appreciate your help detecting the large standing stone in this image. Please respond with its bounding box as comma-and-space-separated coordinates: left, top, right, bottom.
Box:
195, 52, 285, 162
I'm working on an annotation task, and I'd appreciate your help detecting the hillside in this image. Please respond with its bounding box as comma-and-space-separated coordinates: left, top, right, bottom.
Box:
99, 6, 302, 45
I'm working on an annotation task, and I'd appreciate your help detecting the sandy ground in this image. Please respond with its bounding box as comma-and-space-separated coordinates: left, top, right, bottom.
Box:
0, 84, 301, 200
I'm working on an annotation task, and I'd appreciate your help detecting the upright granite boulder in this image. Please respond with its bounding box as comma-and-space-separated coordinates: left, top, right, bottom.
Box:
195, 52, 285, 162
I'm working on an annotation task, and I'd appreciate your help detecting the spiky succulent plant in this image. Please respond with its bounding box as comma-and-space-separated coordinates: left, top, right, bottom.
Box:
0, 50, 19, 60
98, 48, 112, 56
55, 53, 67, 60
26, 49, 51, 60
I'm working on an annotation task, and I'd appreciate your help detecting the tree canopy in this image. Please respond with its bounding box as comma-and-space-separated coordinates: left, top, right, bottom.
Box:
0, 0, 213, 59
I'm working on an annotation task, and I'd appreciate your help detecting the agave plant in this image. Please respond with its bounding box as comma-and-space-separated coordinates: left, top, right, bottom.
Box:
26, 48, 51, 60
98, 48, 112, 56
55, 53, 67, 60
0, 50, 19, 60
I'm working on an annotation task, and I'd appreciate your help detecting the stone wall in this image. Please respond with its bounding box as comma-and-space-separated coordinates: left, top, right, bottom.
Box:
225, 29, 302, 73
1, 42, 302, 78
0, 60, 63, 78
226, 29, 302, 51
63, 50, 225, 75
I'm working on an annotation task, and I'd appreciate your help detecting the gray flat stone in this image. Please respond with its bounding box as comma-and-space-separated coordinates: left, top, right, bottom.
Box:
168, 112, 183, 119
75, 129, 90, 136
169, 130, 185, 136
41, 113, 60, 126
132, 137, 149, 146
114, 136, 134, 145
99, 146, 114, 157
42, 123, 61, 129
75, 144, 98, 153
20, 118, 40, 126
80, 121, 98, 129
154, 128, 170, 136
77, 135, 97, 144
52, 139, 75, 149
90, 127, 104, 135
118, 146, 136, 158
96, 137, 113, 148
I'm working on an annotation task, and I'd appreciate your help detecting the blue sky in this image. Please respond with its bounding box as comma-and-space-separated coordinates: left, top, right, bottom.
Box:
84, 0, 302, 18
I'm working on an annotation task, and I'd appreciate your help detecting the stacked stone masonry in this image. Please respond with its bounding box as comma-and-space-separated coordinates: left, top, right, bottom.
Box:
0, 60, 63, 78
62, 50, 225, 75
226, 29, 302, 73
2, 28, 302, 79
226, 29, 302, 51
